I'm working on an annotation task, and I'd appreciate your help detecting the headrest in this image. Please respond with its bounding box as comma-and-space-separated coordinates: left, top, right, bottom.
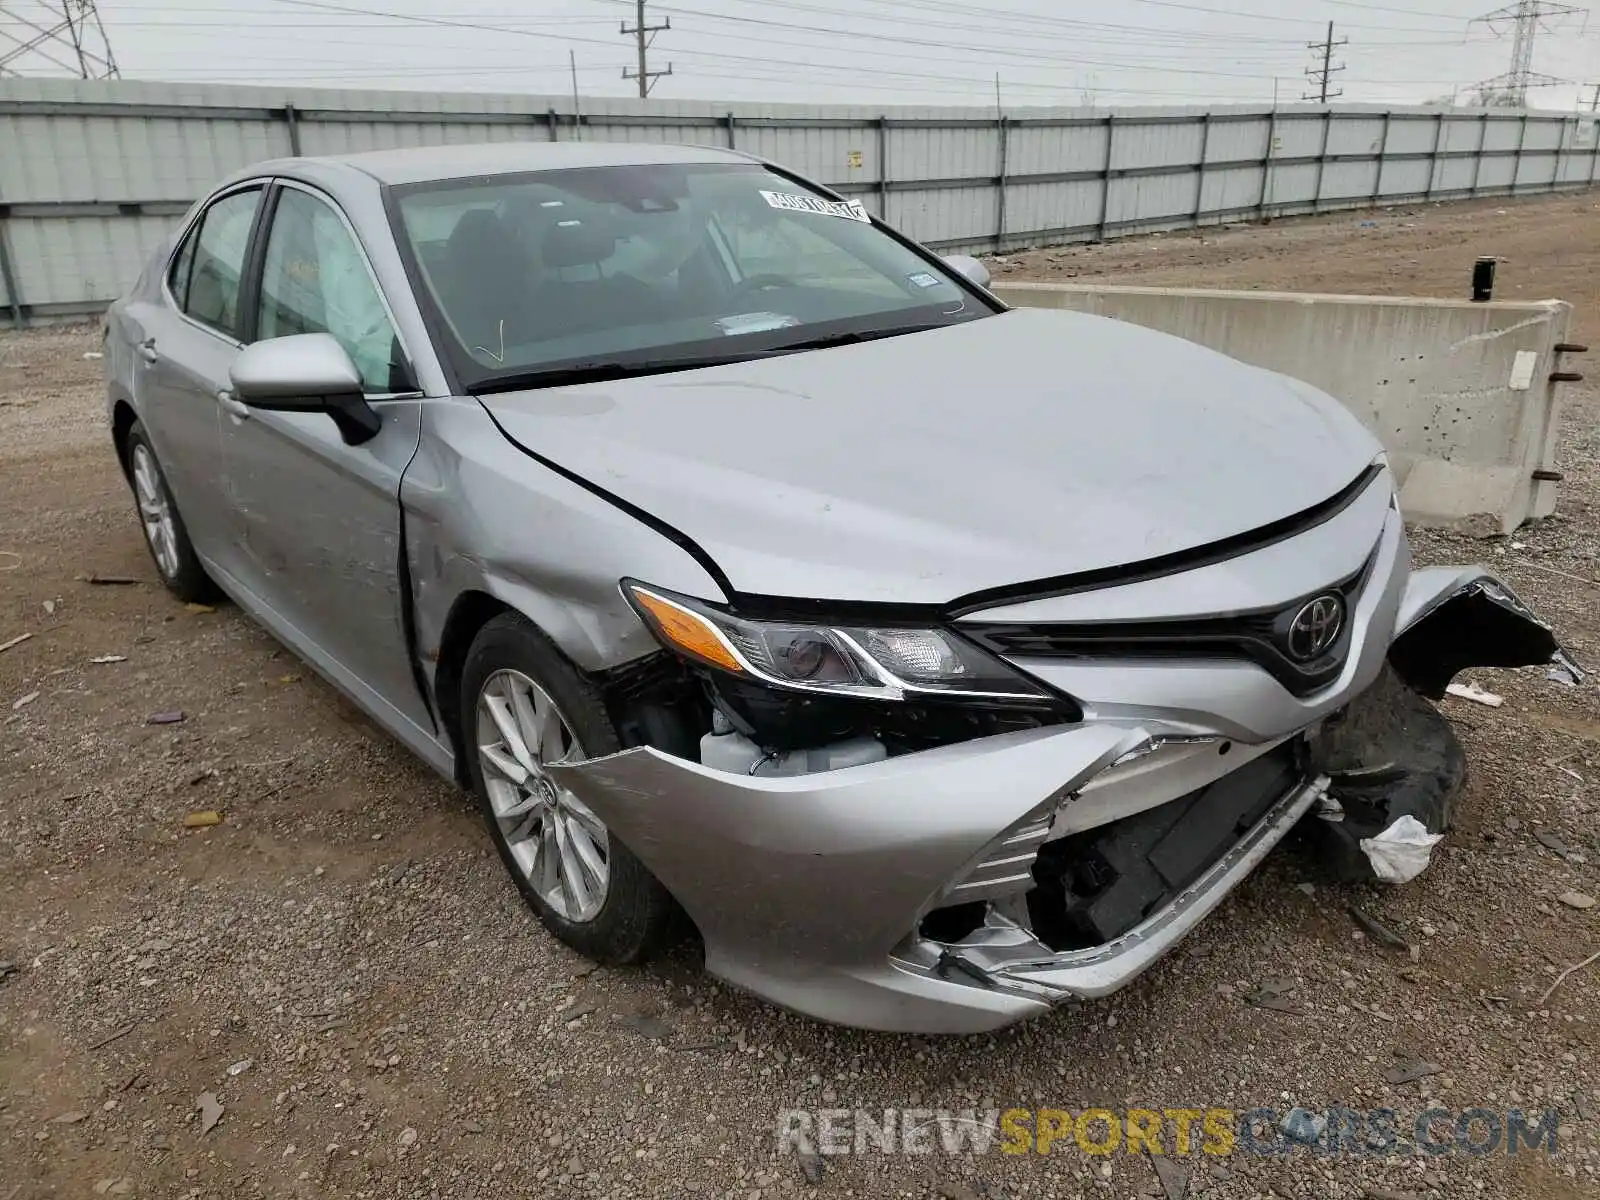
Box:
447, 209, 513, 261
541, 219, 618, 270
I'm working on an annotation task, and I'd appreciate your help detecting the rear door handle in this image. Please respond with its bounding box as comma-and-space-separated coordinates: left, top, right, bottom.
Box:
217, 389, 251, 420
137, 338, 158, 364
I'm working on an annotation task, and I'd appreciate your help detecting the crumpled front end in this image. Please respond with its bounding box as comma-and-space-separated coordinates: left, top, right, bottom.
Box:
550, 493, 1582, 1032
1305, 568, 1586, 883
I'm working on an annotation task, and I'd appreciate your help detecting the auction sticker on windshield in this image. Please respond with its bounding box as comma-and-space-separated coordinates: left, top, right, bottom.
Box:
759, 190, 871, 222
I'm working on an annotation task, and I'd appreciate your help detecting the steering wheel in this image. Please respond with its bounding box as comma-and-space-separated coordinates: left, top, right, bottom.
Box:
728, 273, 798, 302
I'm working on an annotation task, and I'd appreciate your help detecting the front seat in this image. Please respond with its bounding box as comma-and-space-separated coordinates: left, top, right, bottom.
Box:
437, 209, 536, 357
538, 220, 656, 340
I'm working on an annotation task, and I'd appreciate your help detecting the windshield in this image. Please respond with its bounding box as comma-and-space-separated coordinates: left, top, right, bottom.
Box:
388, 162, 992, 390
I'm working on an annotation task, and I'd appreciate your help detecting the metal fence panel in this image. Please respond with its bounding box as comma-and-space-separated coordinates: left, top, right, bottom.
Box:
0, 77, 1594, 324
1326, 115, 1387, 157
1381, 157, 1432, 197
1478, 155, 1518, 190
1274, 115, 1325, 158
1483, 118, 1525, 152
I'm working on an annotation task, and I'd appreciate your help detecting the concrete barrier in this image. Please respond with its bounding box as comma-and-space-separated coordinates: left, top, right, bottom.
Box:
993, 282, 1579, 534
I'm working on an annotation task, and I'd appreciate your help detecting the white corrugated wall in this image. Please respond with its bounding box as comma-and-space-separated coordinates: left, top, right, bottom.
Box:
1, 77, 1596, 320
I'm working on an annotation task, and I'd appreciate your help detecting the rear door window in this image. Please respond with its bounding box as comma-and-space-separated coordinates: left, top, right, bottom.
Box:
167, 222, 199, 311
182, 187, 264, 339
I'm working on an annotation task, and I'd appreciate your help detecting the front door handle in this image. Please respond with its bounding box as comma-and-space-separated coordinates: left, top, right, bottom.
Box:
217, 389, 251, 420
137, 337, 158, 364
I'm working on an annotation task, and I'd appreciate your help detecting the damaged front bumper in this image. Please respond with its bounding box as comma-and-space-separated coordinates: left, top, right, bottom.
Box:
549, 567, 1580, 1034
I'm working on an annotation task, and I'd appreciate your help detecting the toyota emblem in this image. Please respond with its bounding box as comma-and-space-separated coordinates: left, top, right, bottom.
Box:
1285, 594, 1344, 662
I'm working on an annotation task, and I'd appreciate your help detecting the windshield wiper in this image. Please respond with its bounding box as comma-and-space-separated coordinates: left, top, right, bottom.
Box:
467, 322, 951, 394
469, 355, 753, 394
753, 322, 946, 355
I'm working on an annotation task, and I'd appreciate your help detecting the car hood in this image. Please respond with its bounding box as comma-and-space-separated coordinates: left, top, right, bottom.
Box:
478, 307, 1381, 606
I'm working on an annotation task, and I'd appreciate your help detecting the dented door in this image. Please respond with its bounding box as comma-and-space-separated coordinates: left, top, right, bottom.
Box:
217, 182, 432, 735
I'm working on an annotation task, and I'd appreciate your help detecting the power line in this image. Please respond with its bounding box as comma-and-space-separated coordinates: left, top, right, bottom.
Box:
1468, 0, 1587, 106
604, 2, 1303, 80
1303, 20, 1348, 101
620, 0, 672, 98
0, 0, 119, 78
81, 0, 1584, 108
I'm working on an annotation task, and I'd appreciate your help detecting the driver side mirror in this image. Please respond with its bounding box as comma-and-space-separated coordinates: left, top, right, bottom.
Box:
229, 333, 381, 446
942, 254, 991, 289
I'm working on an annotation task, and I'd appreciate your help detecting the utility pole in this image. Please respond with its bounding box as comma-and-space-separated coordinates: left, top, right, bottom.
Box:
621, 0, 672, 100
1469, 0, 1584, 107
0, 1, 119, 78
1303, 21, 1347, 103
1584, 82, 1600, 111
570, 50, 582, 139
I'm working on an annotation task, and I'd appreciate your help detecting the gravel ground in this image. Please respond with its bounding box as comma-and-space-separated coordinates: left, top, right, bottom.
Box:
3, 190, 1600, 1200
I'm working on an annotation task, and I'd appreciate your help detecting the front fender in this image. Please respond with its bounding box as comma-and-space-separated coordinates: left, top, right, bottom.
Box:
1391, 567, 1583, 697
404, 396, 730, 678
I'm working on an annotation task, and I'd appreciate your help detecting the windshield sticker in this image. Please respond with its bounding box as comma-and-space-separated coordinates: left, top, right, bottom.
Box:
907, 272, 941, 288
717, 312, 802, 336
758, 190, 871, 223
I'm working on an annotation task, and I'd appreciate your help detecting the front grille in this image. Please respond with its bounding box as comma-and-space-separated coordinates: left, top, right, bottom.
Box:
964, 552, 1375, 699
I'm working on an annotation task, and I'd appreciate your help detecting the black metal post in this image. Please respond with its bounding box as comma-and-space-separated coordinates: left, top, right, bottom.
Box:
1511, 112, 1528, 196
1257, 109, 1276, 219
724, 111, 735, 149
1425, 111, 1444, 202
0, 214, 24, 330
1096, 114, 1115, 242
1193, 113, 1211, 222
547, 108, 560, 141
1312, 110, 1333, 212
995, 116, 1009, 252
283, 103, 302, 156
1370, 111, 1392, 208
1470, 113, 1489, 198
877, 116, 889, 221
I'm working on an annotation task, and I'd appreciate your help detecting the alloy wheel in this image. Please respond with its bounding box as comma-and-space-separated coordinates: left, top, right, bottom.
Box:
475, 668, 610, 923
131, 443, 180, 580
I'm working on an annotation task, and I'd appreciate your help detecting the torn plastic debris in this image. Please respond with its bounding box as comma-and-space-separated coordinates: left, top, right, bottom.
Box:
1304, 665, 1464, 883
1391, 573, 1585, 698
1359, 815, 1444, 884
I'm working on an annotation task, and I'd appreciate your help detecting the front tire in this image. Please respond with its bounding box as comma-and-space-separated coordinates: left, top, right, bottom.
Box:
460, 612, 676, 964
124, 420, 218, 604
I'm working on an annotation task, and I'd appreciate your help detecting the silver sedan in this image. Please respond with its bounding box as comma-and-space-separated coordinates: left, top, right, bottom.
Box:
104, 141, 1580, 1033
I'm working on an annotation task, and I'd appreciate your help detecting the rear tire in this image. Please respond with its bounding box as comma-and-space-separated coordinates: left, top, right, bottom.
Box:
460, 612, 676, 964
124, 419, 218, 604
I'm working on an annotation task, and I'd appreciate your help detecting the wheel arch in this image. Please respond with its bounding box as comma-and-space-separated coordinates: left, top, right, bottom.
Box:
432, 589, 513, 786
430, 585, 704, 786
110, 396, 139, 476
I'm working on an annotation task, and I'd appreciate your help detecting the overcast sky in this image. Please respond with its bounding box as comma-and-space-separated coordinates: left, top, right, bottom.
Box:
4, 0, 1598, 110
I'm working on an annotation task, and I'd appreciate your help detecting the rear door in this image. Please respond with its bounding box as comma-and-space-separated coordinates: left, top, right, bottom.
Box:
218, 180, 433, 738
133, 183, 267, 572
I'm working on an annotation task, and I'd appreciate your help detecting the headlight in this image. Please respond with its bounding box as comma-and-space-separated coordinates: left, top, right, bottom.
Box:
622, 581, 1052, 702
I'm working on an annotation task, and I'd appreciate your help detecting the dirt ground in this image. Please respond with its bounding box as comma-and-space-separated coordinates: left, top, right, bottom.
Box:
3, 189, 1600, 1200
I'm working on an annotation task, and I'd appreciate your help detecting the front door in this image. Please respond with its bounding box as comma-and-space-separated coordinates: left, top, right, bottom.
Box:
219, 181, 434, 740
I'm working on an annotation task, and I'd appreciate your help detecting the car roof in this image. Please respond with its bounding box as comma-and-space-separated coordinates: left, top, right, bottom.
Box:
300, 140, 749, 186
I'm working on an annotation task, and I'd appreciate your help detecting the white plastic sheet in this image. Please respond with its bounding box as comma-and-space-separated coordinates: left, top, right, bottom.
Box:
1359, 814, 1444, 884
